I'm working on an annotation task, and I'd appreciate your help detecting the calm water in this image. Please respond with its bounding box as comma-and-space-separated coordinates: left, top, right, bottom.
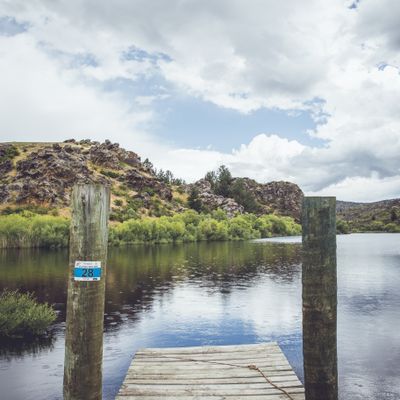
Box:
0, 234, 399, 400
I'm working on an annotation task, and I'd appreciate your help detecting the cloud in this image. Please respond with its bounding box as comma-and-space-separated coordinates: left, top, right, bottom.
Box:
0, 0, 399, 201
0, 33, 159, 153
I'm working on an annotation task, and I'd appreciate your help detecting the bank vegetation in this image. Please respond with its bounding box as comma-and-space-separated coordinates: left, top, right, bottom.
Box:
0, 210, 301, 248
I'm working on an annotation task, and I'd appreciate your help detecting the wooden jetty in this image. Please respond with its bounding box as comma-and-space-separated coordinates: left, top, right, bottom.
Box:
116, 342, 304, 399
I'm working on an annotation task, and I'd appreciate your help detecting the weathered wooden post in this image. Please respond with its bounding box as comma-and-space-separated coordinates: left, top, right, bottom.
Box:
63, 184, 110, 400
302, 197, 338, 400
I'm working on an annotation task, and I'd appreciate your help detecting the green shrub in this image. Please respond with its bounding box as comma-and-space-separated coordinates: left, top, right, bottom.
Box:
337, 219, 350, 234
0, 209, 301, 248
0, 290, 56, 338
0, 214, 69, 248
198, 218, 229, 241
0, 144, 19, 162
100, 169, 121, 179
109, 210, 301, 245
227, 215, 259, 240
114, 199, 123, 207
385, 223, 400, 233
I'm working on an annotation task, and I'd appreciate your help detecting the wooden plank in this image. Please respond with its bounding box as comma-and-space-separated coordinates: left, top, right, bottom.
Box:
134, 353, 287, 362
115, 394, 304, 400
118, 387, 304, 396
126, 370, 298, 379
117, 395, 306, 400
131, 360, 291, 368
125, 376, 301, 385
117, 342, 304, 399
137, 342, 279, 355
128, 364, 293, 373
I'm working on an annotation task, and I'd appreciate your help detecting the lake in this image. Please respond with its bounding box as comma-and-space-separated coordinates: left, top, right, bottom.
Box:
0, 233, 399, 399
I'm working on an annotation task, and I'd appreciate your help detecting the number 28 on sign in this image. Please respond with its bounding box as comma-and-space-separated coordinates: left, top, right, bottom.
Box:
74, 261, 102, 281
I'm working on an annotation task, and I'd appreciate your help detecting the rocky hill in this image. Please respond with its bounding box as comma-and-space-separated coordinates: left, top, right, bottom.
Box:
337, 199, 400, 232
0, 140, 179, 221
0, 140, 304, 222
188, 178, 303, 221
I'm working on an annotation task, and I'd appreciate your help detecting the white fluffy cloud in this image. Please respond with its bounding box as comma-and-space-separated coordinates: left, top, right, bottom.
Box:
0, 0, 399, 201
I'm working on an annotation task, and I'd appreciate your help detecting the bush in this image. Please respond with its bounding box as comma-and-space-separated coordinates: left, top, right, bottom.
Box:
0, 209, 301, 248
385, 223, 400, 233
337, 219, 350, 234
0, 214, 69, 248
198, 218, 229, 241
0, 290, 56, 338
114, 199, 123, 207
109, 210, 301, 245
0, 144, 19, 162
100, 169, 121, 179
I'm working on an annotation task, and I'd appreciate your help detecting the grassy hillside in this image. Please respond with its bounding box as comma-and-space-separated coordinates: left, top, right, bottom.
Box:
336, 199, 400, 233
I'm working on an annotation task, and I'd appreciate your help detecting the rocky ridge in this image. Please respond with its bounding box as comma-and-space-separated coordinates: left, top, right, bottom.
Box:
0, 140, 174, 219
233, 177, 303, 221
0, 140, 305, 222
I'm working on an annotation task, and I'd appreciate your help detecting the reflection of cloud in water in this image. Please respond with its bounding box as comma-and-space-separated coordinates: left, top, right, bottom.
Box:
131, 274, 302, 340
337, 234, 400, 399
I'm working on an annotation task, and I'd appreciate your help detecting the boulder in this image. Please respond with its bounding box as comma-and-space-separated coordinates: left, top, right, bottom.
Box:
125, 169, 172, 201
234, 178, 303, 221
189, 179, 244, 217
89, 141, 141, 169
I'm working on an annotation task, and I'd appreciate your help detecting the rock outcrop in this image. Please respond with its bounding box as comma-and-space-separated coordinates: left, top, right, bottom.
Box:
235, 178, 303, 221
125, 169, 172, 201
189, 179, 244, 217
0, 141, 171, 209
188, 177, 303, 221
89, 140, 141, 169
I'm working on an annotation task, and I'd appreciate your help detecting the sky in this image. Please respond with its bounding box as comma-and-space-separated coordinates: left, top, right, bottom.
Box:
0, 0, 399, 201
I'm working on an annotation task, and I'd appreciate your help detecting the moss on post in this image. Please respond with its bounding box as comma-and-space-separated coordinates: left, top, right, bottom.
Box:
302, 196, 338, 400
63, 185, 110, 400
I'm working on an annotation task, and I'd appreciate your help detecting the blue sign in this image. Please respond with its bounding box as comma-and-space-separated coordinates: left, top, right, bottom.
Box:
74, 261, 102, 281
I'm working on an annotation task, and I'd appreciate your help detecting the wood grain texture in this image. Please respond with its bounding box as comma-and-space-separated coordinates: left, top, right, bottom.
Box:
63, 184, 110, 400
117, 343, 304, 399
302, 196, 338, 400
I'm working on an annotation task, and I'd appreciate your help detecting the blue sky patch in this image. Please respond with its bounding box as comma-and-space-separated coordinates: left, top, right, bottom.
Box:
0, 16, 29, 36
150, 94, 325, 152
122, 46, 172, 63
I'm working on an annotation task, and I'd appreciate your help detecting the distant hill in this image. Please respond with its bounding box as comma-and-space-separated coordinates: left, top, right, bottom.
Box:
336, 199, 400, 233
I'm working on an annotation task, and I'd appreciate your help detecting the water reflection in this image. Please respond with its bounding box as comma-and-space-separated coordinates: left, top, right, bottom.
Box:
0, 234, 399, 400
0, 334, 56, 360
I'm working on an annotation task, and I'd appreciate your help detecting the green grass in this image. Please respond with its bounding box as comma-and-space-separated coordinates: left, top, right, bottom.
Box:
0, 290, 56, 338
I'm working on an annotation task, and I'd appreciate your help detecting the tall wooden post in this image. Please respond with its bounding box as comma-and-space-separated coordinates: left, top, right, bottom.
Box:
302, 197, 338, 400
63, 184, 110, 400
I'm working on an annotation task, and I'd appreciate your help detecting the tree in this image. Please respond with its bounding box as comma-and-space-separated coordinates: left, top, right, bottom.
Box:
188, 187, 203, 212
214, 165, 232, 197
230, 178, 260, 213
204, 170, 217, 191
143, 158, 154, 172
391, 207, 398, 222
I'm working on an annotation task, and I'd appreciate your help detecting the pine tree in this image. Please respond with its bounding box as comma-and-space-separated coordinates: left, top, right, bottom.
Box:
188, 187, 203, 212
